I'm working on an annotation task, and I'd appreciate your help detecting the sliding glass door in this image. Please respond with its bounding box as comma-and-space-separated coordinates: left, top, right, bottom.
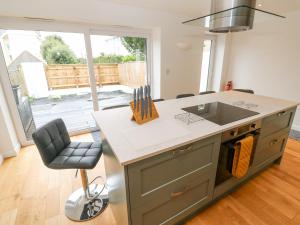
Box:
0, 30, 96, 139
90, 34, 148, 109
0, 26, 151, 144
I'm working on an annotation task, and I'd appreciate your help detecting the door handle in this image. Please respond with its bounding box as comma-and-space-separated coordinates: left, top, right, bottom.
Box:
277, 111, 287, 117
171, 184, 191, 198
269, 139, 279, 147
172, 145, 193, 156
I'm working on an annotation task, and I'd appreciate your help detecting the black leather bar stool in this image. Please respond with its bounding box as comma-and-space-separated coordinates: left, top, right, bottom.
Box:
153, 98, 165, 102
199, 91, 216, 95
233, 89, 254, 94
176, 93, 195, 99
32, 119, 108, 221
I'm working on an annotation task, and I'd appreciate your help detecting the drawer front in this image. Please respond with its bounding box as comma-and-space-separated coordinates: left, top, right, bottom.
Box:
253, 132, 288, 167
130, 172, 214, 225
260, 107, 296, 137
127, 135, 221, 209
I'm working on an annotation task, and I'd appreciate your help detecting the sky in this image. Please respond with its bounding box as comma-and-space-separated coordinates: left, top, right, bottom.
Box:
41, 31, 130, 58
1, 30, 131, 61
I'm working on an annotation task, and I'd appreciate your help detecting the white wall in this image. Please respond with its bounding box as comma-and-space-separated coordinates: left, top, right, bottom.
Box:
21, 62, 49, 98
224, 11, 300, 130
0, 0, 205, 99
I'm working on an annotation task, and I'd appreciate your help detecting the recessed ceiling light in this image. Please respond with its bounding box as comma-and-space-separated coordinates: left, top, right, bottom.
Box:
258, 3, 262, 7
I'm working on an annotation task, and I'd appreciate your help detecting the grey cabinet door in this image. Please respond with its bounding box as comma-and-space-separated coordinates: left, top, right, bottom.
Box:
260, 107, 296, 138
253, 131, 289, 167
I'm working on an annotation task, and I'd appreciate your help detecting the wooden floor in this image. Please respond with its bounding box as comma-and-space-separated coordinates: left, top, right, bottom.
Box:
0, 134, 300, 225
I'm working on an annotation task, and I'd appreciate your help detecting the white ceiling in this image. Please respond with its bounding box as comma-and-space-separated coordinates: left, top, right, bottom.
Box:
0, 0, 300, 24
98, 0, 300, 17
98, 0, 210, 16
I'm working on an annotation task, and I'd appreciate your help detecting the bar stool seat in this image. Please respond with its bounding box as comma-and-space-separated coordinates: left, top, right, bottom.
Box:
49, 142, 102, 169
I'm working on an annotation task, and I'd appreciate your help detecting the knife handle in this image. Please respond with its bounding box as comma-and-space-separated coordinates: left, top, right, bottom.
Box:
148, 85, 152, 118
140, 87, 143, 117
140, 86, 143, 98
148, 85, 151, 98
145, 86, 148, 117
145, 85, 147, 99
137, 88, 140, 111
133, 89, 136, 110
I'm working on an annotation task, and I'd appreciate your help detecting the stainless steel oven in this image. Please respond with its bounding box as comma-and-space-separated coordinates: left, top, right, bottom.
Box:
215, 120, 262, 186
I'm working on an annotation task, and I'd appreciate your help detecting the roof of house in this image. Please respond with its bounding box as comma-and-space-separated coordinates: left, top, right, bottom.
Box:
8, 50, 43, 71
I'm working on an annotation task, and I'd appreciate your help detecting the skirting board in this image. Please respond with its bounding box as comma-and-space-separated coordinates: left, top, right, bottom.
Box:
292, 124, 300, 132
290, 129, 300, 141
2, 142, 21, 158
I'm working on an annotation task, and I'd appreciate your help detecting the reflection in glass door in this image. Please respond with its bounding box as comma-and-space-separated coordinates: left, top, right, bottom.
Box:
200, 39, 213, 93
90, 35, 148, 109
0, 30, 96, 139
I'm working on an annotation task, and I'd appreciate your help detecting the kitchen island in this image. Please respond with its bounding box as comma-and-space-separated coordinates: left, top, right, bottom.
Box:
93, 91, 298, 225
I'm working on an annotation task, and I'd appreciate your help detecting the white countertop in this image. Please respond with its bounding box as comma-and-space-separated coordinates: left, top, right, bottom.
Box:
93, 91, 299, 166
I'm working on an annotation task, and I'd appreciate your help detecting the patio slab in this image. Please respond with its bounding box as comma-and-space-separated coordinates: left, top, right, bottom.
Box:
30, 87, 133, 133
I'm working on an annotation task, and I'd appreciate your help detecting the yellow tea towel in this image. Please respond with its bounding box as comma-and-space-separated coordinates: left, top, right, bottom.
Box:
232, 135, 254, 178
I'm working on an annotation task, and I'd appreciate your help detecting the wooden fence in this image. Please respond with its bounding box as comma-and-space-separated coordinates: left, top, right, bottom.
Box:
45, 62, 146, 89
118, 62, 147, 88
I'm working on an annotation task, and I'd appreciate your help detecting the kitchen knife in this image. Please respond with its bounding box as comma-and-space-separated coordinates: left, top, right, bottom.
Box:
148, 85, 152, 117
144, 86, 148, 118
133, 88, 136, 110
137, 88, 140, 112
140, 86, 144, 120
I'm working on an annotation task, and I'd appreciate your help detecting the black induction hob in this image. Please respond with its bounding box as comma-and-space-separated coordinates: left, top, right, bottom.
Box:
182, 102, 259, 126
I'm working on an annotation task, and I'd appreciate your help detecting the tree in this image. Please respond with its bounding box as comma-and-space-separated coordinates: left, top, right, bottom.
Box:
93, 53, 137, 64
121, 37, 146, 60
93, 53, 123, 64
122, 55, 137, 62
40, 35, 78, 64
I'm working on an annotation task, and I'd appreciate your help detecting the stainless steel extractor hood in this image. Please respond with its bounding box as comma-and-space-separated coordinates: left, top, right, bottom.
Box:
183, 0, 286, 33
210, 0, 256, 33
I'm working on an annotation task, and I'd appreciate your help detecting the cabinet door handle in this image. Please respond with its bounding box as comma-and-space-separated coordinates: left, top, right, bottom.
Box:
269, 139, 279, 147
277, 111, 287, 117
170, 191, 184, 198
171, 185, 191, 198
173, 145, 193, 156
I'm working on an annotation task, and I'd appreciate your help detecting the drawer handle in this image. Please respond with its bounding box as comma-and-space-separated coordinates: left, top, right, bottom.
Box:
269, 139, 279, 147
171, 185, 191, 198
173, 145, 193, 156
277, 111, 287, 117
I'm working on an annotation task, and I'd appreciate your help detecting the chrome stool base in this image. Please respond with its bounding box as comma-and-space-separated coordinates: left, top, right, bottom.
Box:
65, 184, 109, 221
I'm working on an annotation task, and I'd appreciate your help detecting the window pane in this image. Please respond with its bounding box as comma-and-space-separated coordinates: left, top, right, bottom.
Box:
200, 39, 212, 92
90, 35, 148, 109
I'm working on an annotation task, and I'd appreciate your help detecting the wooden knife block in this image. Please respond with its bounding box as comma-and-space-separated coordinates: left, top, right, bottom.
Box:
130, 100, 159, 125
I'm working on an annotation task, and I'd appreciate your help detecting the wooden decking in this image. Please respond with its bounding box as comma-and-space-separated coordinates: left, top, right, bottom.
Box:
0, 134, 299, 225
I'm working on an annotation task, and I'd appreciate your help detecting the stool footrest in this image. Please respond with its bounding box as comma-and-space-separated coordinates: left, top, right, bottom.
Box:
65, 184, 109, 221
